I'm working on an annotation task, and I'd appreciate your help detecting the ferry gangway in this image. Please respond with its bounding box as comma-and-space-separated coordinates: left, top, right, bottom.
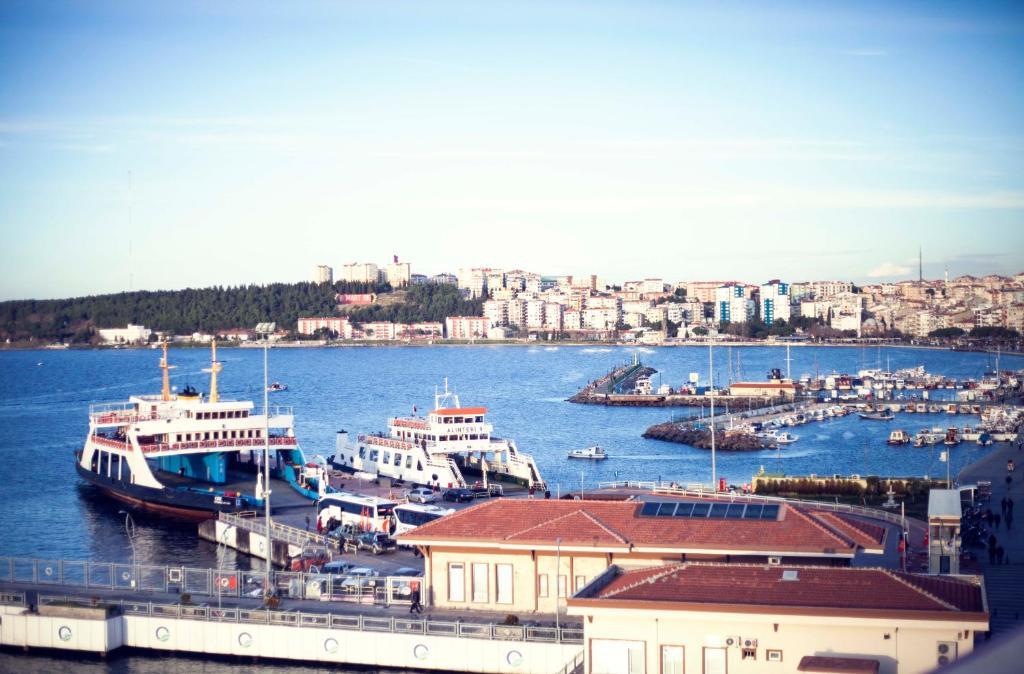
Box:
0, 591, 584, 644
219, 511, 329, 549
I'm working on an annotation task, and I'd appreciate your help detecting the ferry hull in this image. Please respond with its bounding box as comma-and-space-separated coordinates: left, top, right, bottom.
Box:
75, 460, 249, 521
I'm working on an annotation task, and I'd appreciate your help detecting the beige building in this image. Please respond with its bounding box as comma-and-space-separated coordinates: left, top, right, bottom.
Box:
568, 563, 987, 674
397, 498, 886, 615
729, 381, 800, 400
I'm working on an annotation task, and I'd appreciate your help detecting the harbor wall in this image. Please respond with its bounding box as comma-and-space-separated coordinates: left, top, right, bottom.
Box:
0, 604, 581, 673
197, 519, 297, 567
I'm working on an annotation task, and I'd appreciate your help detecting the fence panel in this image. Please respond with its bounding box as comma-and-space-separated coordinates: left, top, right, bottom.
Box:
425, 621, 459, 636
122, 601, 152, 615
239, 609, 270, 624
139, 565, 168, 593
0, 558, 12, 582
183, 568, 212, 596
36, 559, 62, 586
393, 617, 425, 634
87, 561, 113, 588
457, 623, 490, 639
13, 559, 36, 584
213, 570, 240, 597
360, 616, 394, 632
330, 614, 360, 629
62, 560, 87, 587
112, 563, 135, 590
240, 571, 268, 599
273, 572, 304, 599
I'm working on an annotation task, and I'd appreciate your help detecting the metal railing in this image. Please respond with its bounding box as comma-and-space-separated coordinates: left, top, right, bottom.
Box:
0, 556, 420, 607
219, 511, 329, 548
20, 593, 583, 644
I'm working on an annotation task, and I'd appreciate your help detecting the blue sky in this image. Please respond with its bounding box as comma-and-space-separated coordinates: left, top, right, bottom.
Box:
1, 1, 1023, 300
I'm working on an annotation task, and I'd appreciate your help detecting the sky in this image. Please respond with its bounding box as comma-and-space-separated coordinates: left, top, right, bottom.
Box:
1, 0, 1023, 300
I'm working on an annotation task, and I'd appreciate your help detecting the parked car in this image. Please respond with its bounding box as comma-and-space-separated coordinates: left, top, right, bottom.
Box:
339, 567, 380, 591
356, 531, 396, 555
316, 560, 355, 576
470, 484, 504, 498
443, 488, 475, 503
391, 567, 422, 577
407, 487, 438, 504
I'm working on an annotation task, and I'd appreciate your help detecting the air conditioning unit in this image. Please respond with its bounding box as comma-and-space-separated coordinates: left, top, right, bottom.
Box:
768, 556, 781, 566
936, 641, 957, 666
724, 635, 742, 648
742, 638, 759, 649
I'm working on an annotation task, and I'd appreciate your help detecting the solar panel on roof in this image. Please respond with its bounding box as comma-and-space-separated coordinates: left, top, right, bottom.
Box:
656, 502, 678, 517
640, 502, 660, 516
673, 502, 695, 517
742, 504, 764, 519
761, 504, 780, 520
690, 502, 711, 517
725, 504, 746, 519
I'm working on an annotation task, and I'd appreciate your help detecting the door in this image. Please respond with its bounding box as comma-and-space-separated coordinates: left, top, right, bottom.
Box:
703, 647, 726, 674
472, 563, 488, 603
592, 640, 645, 674
496, 563, 513, 605
662, 646, 684, 674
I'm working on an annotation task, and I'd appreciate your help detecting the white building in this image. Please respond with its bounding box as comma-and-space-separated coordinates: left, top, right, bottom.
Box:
525, 299, 546, 329
297, 316, 352, 339
384, 259, 411, 287
340, 262, 380, 284
458, 268, 489, 299
98, 324, 152, 344
507, 298, 526, 328
543, 302, 563, 331
445, 316, 489, 340
759, 280, 791, 325
715, 285, 755, 324
483, 299, 508, 328
313, 265, 333, 284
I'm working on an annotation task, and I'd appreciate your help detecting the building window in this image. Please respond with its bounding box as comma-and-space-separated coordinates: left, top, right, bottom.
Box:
471, 563, 488, 603
592, 640, 645, 674
448, 563, 465, 602
574, 575, 586, 592
557, 575, 567, 598
496, 564, 513, 605
661, 645, 684, 674
538, 574, 549, 598
766, 649, 783, 662
742, 648, 756, 661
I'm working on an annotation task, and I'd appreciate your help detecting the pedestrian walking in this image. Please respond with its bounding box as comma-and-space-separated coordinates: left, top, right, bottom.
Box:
1001, 497, 1008, 516
528, 485, 535, 499
989, 545, 997, 565
305, 514, 311, 531
994, 513, 1002, 529
1007, 511, 1014, 530
409, 583, 423, 614
996, 545, 1005, 565
1009, 497, 1015, 514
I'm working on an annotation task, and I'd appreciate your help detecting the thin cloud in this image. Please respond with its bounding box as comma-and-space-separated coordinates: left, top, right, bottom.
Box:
867, 262, 912, 278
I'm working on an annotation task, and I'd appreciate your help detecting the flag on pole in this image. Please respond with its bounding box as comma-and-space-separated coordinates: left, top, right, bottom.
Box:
939, 451, 948, 463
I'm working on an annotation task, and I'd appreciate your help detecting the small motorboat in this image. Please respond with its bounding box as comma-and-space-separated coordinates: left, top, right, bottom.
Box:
943, 428, 960, 446
887, 429, 911, 445
568, 446, 608, 460
774, 432, 799, 444
859, 409, 895, 421
267, 382, 288, 393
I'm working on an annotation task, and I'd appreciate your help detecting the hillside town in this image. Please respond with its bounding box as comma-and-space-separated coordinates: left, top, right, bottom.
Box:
286, 258, 1024, 345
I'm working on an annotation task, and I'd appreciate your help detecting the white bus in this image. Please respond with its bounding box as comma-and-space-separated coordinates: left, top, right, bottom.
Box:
390, 503, 455, 539
317, 492, 398, 533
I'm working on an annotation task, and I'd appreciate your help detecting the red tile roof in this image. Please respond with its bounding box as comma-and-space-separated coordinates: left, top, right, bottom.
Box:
582, 563, 985, 615
806, 511, 886, 551
398, 498, 858, 555
798, 656, 880, 673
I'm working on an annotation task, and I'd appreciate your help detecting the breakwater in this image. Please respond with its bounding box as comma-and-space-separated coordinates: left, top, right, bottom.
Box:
642, 423, 769, 451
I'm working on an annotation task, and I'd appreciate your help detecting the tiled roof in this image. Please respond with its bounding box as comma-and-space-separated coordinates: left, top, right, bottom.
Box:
798, 656, 880, 673
398, 499, 858, 555
586, 563, 985, 615
806, 511, 886, 551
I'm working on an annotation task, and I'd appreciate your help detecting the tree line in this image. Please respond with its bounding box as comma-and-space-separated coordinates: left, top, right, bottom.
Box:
0, 280, 391, 343
343, 284, 483, 325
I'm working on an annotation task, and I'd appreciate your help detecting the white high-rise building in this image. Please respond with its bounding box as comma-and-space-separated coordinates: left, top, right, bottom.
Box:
543, 302, 563, 331
714, 285, 755, 324
385, 258, 411, 287
525, 299, 546, 329
340, 262, 380, 284
313, 265, 333, 284
483, 299, 508, 328
759, 280, 792, 326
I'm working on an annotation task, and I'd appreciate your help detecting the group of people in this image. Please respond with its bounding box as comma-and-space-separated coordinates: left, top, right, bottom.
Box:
985, 469, 1016, 565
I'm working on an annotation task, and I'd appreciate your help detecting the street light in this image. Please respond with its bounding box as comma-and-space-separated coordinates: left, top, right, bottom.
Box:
118, 510, 136, 588
555, 536, 562, 636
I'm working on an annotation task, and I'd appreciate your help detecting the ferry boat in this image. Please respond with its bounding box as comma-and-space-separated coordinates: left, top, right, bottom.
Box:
568, 446, 608, 460
75, 342, 315, 520
330, 382, 545, 490
887, 429, 911, 445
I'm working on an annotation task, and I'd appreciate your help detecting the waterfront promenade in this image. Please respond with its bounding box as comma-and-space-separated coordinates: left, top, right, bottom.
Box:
959, 436, 1024, 635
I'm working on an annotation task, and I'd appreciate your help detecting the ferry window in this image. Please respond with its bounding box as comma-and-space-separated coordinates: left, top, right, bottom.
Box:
255, 430, 261, 438
476, 416, 483, 422
176, 434, 182, 442
186, 434, 192, 441
538, 574, 549, 598
448, 563, 466, 602
417, 461, 423, 471
359, 447, 366, 459
405, 455, 413, 469
370, 450, 378, 462
243, 411, 248, 418
383, 451, 391, 464
394, 453, 402, 466
470, 434, 478, 440
204, 432, 210, 440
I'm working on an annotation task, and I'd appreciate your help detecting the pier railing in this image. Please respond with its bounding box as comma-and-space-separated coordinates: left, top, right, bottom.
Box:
219, 511, 329, 548
596, 481, 908, 527
2, 592, 583, 644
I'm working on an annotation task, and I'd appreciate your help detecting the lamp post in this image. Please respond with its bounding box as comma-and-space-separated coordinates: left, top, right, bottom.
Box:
555, 536, 562, 637
263, 338, 274, 592
118, 510, 136, 588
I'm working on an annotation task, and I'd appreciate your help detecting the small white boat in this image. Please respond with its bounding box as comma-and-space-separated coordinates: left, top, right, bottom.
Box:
267, 382, 288, 393
774, 432, 799, 444
887, 429, 911, 445
568, 446, 608, 460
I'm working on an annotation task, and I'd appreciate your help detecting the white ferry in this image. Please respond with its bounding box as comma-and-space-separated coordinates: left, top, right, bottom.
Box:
75, 342, 317, 520
330, 382, 545, 490
567, 446, 608, 460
